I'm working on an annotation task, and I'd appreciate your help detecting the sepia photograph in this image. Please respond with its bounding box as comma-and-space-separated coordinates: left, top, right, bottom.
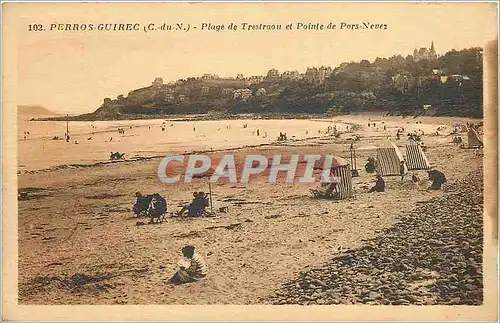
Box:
2, 2, 498, 321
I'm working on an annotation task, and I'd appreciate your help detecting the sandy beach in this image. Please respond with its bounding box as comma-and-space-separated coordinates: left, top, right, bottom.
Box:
17, 114, 484, 305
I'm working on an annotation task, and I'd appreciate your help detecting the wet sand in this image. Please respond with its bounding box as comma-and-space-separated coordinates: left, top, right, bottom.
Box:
18, 118, 348, 171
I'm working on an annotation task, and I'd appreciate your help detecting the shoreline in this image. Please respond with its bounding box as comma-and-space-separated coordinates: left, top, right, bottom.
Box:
30, 111, 484, 123
17, 115, 482, 174
17, 134, 329, 175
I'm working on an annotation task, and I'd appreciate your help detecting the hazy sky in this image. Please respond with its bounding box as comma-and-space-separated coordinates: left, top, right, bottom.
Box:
8, 2, 498, 113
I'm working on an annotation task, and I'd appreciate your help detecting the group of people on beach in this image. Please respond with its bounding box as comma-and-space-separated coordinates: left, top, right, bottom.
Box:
366, 162, 446, 193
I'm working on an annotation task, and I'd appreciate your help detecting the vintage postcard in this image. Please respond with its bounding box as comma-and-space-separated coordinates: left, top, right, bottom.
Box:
2, 2, 498, 321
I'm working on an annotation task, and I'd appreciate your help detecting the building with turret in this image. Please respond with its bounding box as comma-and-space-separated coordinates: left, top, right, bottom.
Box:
413, 41, 437, 61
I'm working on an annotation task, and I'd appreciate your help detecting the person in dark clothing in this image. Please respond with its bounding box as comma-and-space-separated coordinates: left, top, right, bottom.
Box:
412, 173, 419, 183
400, 160, 406, 182
133, 191, 152, 217
368, 174, 385, 193
177, 192, 210, 217
427, 170, 447, 190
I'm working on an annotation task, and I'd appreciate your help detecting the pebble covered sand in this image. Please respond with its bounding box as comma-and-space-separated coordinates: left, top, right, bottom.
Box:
268, 169, 483, 305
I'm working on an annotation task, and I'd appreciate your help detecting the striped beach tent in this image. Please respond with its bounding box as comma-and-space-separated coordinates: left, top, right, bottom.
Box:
313, 156, 352, 200
376, 141, 407, 176
405, 142, 431, 170
331, 156, 353, 200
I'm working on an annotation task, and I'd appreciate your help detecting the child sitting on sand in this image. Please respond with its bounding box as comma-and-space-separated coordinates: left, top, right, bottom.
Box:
368, 173, 385, 193
169, 245, 208, 284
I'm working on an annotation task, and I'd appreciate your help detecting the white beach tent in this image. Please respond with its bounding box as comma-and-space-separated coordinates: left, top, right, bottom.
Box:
467, 127, 483, 148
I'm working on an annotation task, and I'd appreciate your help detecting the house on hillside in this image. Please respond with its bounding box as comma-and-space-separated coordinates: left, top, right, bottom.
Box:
305, 66, 332, 83
432, 69, 443, 75
318, 66, 333, 83
392, 74, 412, 93
103, 98, 112, 106
201, 74, 219, 80
281, 70, 301, 80
266, 68, 280, 79
164, 87, 175, 101
247, 76, 265, 85
255, 88, 267, 98
222, 88, 234, 96
233, 89, 252, 100
152, 77, 164, 87
165, 93, 175, 102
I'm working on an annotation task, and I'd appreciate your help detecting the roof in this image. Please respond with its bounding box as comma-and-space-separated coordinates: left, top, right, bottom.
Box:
330, 156, 349, 168
312, 156, 349, 169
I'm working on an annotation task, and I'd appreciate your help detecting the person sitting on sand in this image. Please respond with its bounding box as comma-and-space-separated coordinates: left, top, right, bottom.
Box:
169, 245, 208, 285
110, 152, 124, 160
427, 169, 447, 190
133, 191, 153, 217
420, 142, 427, 152
412, 173, 419, 183
177, 192, 197, 216
177, 192, 209, 217
368, 174, 385, 193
